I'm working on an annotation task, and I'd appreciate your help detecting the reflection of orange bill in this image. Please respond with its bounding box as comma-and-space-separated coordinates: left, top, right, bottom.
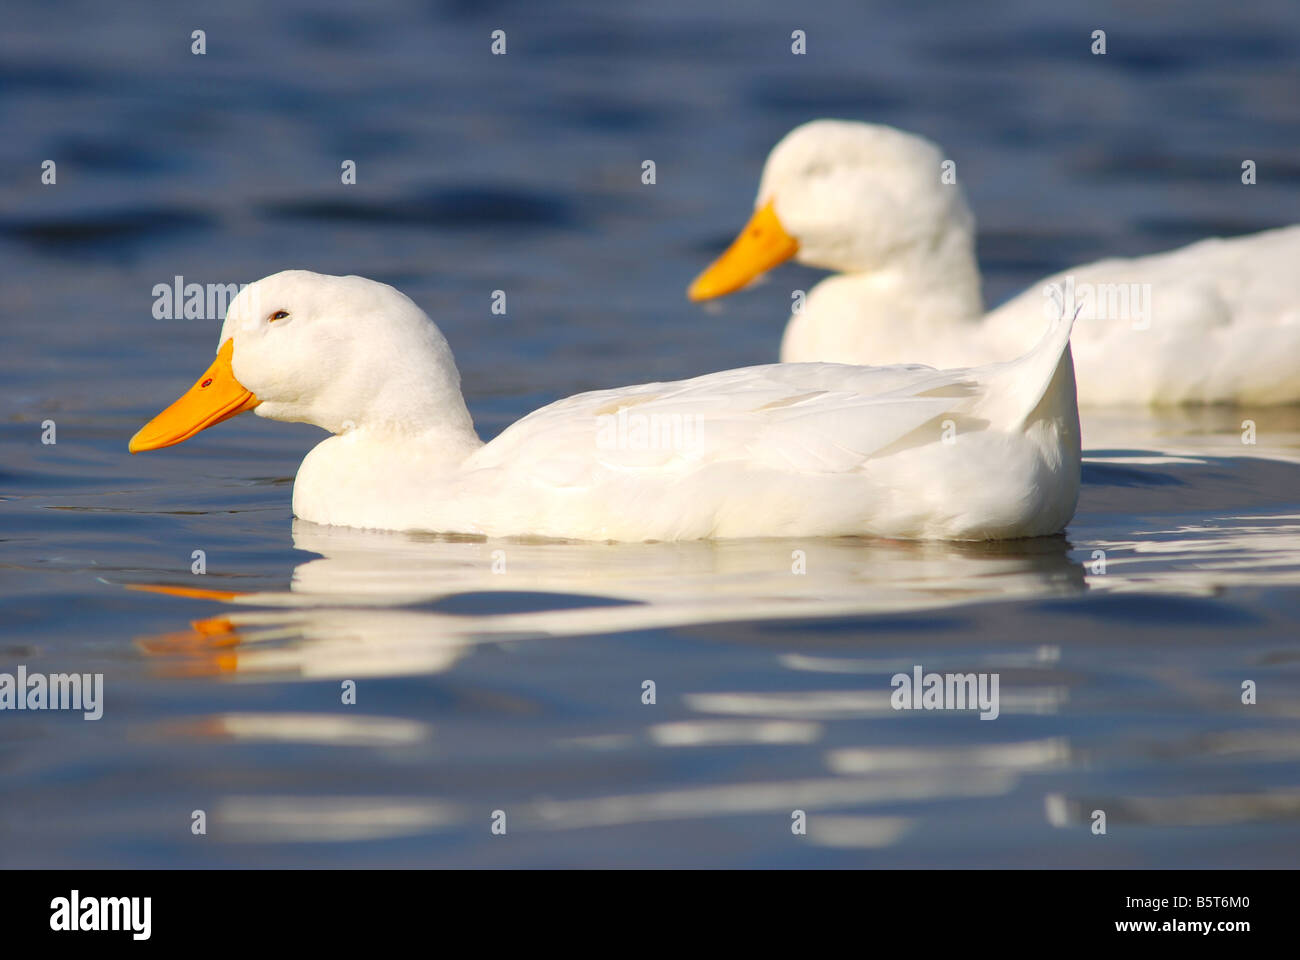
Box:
191, 615, 237, 636
135, 620, 242, 675
125, 583, 244, 603
688, 200, 799, 301
142, 652, 241, 676
129, 339, 259, 452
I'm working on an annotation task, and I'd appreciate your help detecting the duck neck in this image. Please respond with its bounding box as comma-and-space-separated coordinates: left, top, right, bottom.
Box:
853, 222, 984, 333
306, 339, 486, 462
340, 416, 484, 463
350, 378, 483, 459
787, 225, 986, 366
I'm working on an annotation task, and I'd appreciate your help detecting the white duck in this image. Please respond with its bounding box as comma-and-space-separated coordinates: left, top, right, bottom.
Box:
130, 270, 1080, 541
688, 119, 1300, 406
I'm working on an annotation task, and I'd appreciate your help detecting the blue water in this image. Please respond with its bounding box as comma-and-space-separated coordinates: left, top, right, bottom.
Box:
2, 0, 1299, 867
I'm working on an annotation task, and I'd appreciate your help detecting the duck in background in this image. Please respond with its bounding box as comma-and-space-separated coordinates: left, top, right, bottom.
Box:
688, 120, 1300, 406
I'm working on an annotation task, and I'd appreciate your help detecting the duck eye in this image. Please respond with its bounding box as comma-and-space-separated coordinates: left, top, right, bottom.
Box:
268, 310, 289, 322
201, 378, 213, 388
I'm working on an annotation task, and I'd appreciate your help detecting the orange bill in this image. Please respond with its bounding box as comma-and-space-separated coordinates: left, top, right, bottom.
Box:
129, 339, 259, 452
687, 199, 799, 301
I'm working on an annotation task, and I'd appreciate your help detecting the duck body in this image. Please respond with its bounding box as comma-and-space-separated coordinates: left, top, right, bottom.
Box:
694, 120, 1300, 407
133, 271, 1080, 542
782, 223, 1300, 406
299, 350, 1080, 541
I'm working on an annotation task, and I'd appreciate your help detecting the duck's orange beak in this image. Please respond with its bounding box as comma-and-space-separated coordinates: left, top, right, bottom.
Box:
687, 200, 800, 301
129, 339, 259, 453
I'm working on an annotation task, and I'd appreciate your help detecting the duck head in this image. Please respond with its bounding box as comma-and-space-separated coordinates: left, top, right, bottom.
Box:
687, 120, 975, 300
129, 270, 472, 452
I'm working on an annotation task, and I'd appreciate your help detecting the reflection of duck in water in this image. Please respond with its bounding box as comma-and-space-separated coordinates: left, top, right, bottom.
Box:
134, 520, 1085, 680
130, 270, 1081, 541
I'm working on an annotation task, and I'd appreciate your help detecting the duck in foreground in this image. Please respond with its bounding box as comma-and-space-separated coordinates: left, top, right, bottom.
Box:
130, 270, 1080, 541
688, 119, 1300, 406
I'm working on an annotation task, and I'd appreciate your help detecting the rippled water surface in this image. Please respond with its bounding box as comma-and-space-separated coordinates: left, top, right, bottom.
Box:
2, 0, 1299, 867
